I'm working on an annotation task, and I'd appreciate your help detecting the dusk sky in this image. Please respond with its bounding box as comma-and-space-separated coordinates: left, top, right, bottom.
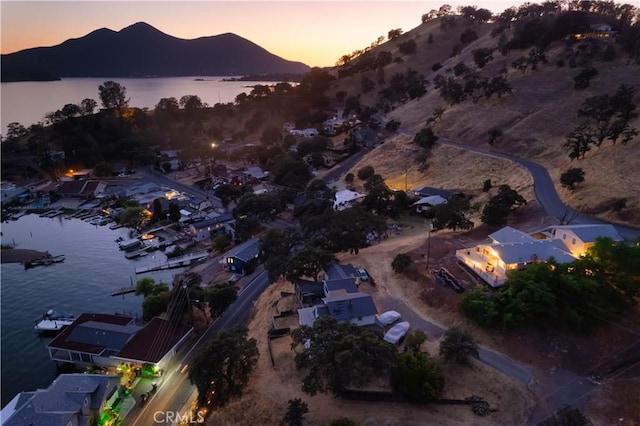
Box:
1, 1, 636, 67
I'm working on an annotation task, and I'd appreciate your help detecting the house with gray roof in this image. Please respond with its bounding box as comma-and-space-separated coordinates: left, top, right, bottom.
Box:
0, 374, 119, 426
456, 224, 624, 287
187, 214, 235, 242
224, 238, 260, 273
297, 290, 378, 327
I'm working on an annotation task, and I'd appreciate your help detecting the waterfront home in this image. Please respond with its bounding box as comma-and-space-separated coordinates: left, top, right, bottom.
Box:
224, 238, 260, 273
188, 214, 235, 242
0, 181, 29, 204
56, 180, 107, 201
47, 313, 192, 372
0, 374, 119, 426
456, 224, 623, 287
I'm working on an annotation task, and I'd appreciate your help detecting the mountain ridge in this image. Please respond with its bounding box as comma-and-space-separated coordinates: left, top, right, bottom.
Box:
1, 22, 310, 82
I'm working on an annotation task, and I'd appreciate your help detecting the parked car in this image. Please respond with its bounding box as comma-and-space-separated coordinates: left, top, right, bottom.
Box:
357, 268, 369, 281
376, 310, 401, 327
383, 321, 410, 345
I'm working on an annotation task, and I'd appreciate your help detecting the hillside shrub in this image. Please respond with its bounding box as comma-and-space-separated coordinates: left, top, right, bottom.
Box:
432, 62, 443, 72
391, 253, 412, 273
357, 165, 375, 180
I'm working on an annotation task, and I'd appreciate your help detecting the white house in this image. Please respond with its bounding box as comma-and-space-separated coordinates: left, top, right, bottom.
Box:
412, 194, 447, 213
456, 224, 623, 287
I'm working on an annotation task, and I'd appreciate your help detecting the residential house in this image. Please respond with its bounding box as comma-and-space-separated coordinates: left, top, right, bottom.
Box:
322, 290, 378, 327
412, 194, 447, 213
188, 214, 235, 242
224, 238, 260, 273
547, 224, 623, 257
56, 180, 107, 201
456, 224, 623, 287
243, 166, 269, 182
0, 374, 119, 426
297, 263, 377, 327
47, 313, 192, 371
333, 189, 365, 211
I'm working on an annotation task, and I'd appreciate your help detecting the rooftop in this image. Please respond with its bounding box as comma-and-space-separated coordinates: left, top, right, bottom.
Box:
48, 313, 136, 354
116, 317, 192, 364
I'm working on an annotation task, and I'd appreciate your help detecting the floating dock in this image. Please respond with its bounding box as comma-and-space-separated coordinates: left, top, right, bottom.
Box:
134, 251, 208, 274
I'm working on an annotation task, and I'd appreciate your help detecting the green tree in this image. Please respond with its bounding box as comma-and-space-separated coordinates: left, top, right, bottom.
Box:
189, 327, 259, 408
260, 229, 300, 283
135, 277, 158, 297
392, 253, 413, 273
573, 67, 598, 90
98, 81, 129, 119
404, 330, 427, 353
214, 234, 231, 252
357, 165, 375, 180
6, 122, 27, 141
560, 168, 585, 190
472, 48, 494, 68
487, 128, 503, 144
80, 98, 97, 115
152, 198, 164, 223
413, 127, 438, 150
428, 195, 474, 231
399, 39, 417, 55
141, 292, 170, 321
286, 244, 336, 282
280, 398, 309, 426
215, 184, 244, 207
482, 179, 492, 192
393, 352, 445, 403
564, 124, 594, 160
481, 185, 527, 227
291, 316, 396, 396
203, 284, 238, 318
439, 327, 480, 366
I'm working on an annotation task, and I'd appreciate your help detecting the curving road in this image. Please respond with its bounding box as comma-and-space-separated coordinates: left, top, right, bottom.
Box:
399, 129, 640, 241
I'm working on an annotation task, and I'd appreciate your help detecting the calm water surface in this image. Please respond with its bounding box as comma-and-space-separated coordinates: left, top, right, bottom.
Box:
0, 214, 187, 407
1, 76, 267, 135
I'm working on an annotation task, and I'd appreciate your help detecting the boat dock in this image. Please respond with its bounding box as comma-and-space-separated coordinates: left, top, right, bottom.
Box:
134, 251, 209, 274
111, 286, 137, 297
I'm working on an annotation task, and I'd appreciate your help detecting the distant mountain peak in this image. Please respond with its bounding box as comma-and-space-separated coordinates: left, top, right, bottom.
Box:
0, 22, 310, 81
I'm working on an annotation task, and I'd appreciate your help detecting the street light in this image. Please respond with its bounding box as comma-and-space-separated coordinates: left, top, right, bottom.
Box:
209, 142, 218, 177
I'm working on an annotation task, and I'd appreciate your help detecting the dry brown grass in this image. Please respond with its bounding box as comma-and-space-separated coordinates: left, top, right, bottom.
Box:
208, 225, 536, 425
357, 20, 640, 227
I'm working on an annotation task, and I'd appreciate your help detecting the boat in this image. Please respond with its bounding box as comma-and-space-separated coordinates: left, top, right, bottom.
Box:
23, 254, 65, 269
34, 309, 75, 334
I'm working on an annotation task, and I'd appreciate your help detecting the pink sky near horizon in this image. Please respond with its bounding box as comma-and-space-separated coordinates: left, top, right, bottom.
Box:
1, 1, 637, 67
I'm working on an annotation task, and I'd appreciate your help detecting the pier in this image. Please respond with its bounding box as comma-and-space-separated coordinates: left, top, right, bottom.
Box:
111, 286, 137, 297
134, 251, 209, 274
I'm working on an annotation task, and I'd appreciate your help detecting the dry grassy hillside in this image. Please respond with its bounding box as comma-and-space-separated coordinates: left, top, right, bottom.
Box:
330, 17, 640, 227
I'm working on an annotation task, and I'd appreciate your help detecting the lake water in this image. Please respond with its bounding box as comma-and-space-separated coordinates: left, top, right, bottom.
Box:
1, 76, 267, 135
0, 214, 188, 407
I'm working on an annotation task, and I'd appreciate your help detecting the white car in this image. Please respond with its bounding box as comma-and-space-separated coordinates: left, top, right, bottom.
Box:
357, 268, 369, 281
383, 321, 410, 345
376, 310, 401, 327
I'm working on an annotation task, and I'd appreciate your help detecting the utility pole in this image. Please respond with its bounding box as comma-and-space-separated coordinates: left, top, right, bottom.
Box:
425, 219, 433, 271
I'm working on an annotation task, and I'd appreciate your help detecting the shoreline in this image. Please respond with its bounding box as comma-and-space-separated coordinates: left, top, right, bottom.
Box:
1, 248, 52, 264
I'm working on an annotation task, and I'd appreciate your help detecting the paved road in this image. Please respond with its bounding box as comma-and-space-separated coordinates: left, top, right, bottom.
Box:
378, 296, 532, 385
399, 129, 640, 242
127, 268, 270, 425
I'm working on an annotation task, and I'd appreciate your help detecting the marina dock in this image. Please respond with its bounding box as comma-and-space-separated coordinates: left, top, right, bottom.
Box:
111, 286, 137, 297
134, 251, 209, 274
